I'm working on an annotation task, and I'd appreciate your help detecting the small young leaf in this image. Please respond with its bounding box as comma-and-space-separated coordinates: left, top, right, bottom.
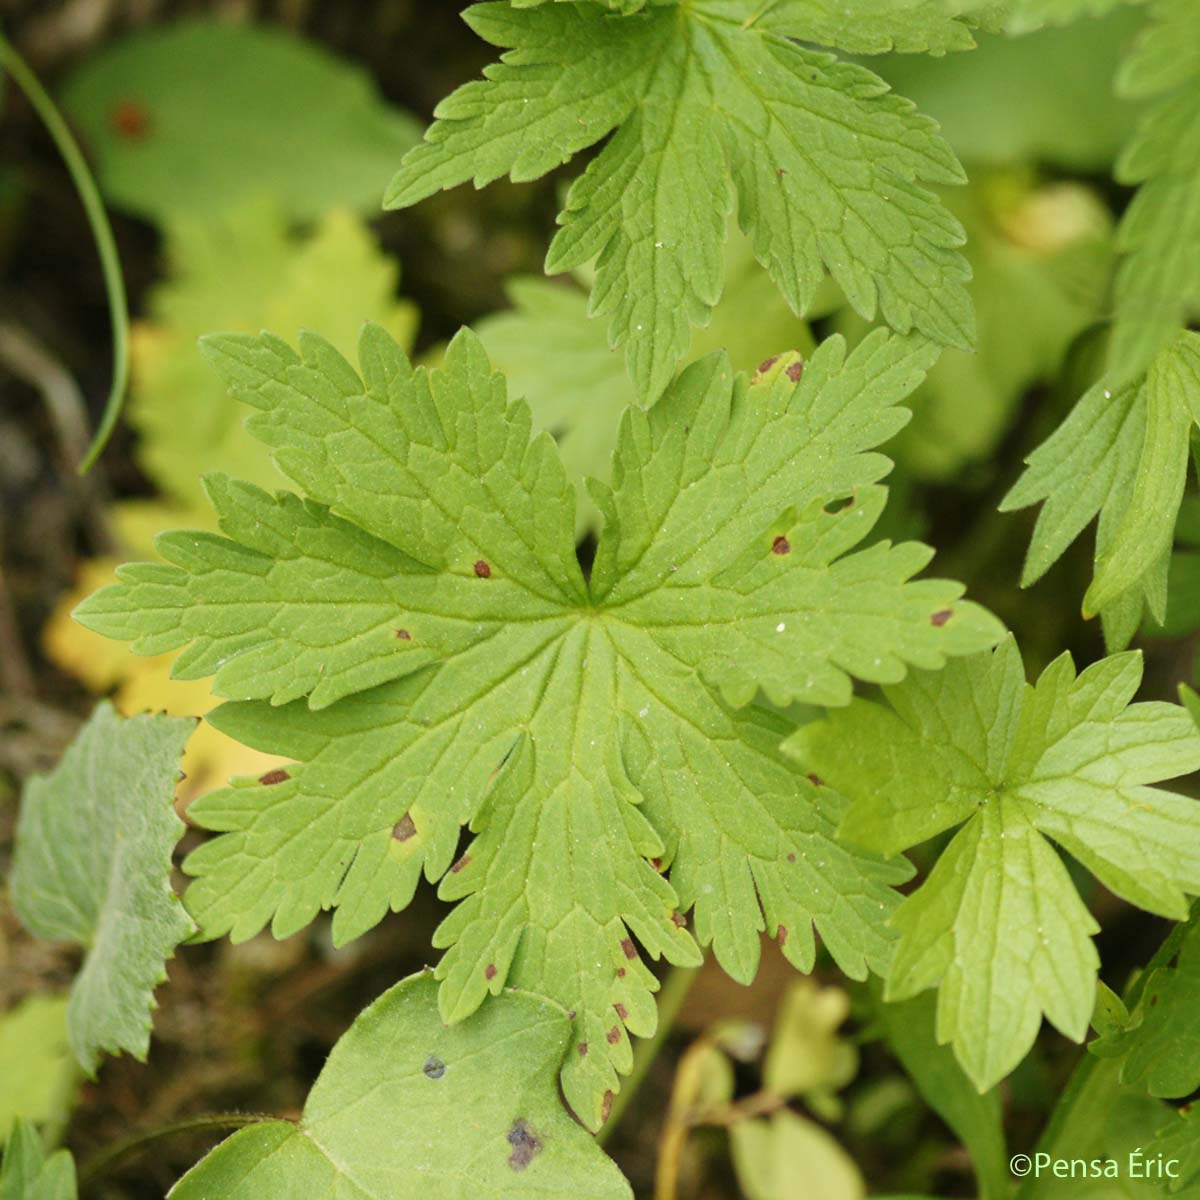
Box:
76, 323, 1002, 1125
11, 704, 195, 1074
385, 2, 975, 400
0, 1119, 76, 1200
790, 637, 1200, 1090
170, 972, 630, 1199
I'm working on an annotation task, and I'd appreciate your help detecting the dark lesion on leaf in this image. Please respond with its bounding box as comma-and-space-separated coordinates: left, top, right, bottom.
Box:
620, 937, 638, 960
258, 768, 290, 786
392, 813, 417, 841
485, 963, 497, 981
930, 609, 954, 627
422, 1055, 446, 1080
473, 559, 492, 578
601, 1090, 614, 1123
394, 628, 412, 640
506, 1119, 542, 1171
786, 359, 804, 383
777, 925, 789, 947
771, 535, 791, 556
451, 852, 472, 873
606, 1025, 621, 1045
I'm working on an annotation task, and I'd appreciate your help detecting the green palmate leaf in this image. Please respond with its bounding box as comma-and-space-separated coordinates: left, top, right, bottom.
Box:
60, 20, 421, 222
385, 2, 975, 401
476, 229, 822, 532
730, 1109, 865, 1200
873, 987, 1008, 1200
1002, 329, 1200, 648
0, 1120, 76, 1200
1108, 0, 1200, 377
76, 324, 1002, 1125
11, 703, 195, 1074
172, 972, 630, 1199
789, 637, 1200, 1091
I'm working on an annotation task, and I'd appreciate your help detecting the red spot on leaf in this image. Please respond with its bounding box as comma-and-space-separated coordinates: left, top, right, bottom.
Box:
606, 1026, 621, 1045
259, 769, 290, 786
111, 99, 151, 140
451, 853, 472, 873
650, 857, 663, 872
621, 937, 638, 960
772, 535, 791, 556
786, 360, 804, 383
756, 355, 780, 375
616, 967, 626, 979
473, 560, 492, 578
806, 773, 823, 787
485, 963, 497, 981
394, 628, 412, 640
614, 1003, 628, 1021
930, 609, 953, 627
392, 814, 417, 841
578, 1042, 589, 1057
777, 925, 789, 947
787, 852, 797, 863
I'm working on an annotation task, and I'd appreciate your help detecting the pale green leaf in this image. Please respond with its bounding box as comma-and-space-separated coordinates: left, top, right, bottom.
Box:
77, 324, 1001, 1125
0, 996, 76, 1143
170, 972, 631, 1200
11, 704, 195, 1074
385, 2, 974, 400
731, 1110, 865, 1200
789, 637, 1200, 1089
60, 21, 421, 221
0, 1120, 76, 1200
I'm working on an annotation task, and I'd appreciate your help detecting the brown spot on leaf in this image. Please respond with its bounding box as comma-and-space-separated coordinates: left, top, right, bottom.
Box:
506, 1120, 542, 1171
578, 1042, 589, 1057
772, 535, 791, 556
786, 360, 804, 383
755, 355, 780, 375
485, 964, 497, 981
111, 99, 151, 139
392, 814, 417, 841
806, 773, 823, 787
1149, 994, 1159, 1007
423, 1055, 445, 1080
787, 852, 797, 863
670, 912, 687, 928
601, 1090, 614, 1123
394, 628, 412, 640
777, 925, 789, 947
258, 768, 290, 786
567, 1009, 576, 1020
616, 967, 626, 979
621, 937, 638, 960
614, 1003, 628, 1021
607, 1026, 621, 1045
451, 853, 472, 874
650, 857, 663, 872
473, 559, 492, 579
930, 609, 953, 627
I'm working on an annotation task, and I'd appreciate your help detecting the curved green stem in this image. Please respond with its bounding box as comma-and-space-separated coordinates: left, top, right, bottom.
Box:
0, 31, 128, 473
599, 962, 701, 1147
77, 1111, 274, 1191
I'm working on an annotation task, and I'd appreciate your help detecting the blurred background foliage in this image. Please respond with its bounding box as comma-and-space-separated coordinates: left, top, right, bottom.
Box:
1, 2, 1196, 1197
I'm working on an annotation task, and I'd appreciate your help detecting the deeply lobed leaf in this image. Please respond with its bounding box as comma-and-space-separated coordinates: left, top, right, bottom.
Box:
385, 1, 975, 401
76, 324, 1001, 1124
791, 637, 1200, 1090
